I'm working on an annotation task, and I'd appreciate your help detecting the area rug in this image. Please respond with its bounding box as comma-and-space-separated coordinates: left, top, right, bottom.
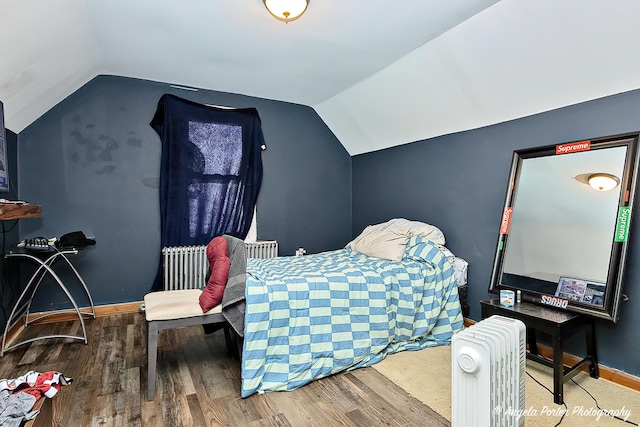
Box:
372, 345, 640, 427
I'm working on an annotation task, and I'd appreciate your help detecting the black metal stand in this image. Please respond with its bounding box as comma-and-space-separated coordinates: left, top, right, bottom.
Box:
480, 299, 599, 404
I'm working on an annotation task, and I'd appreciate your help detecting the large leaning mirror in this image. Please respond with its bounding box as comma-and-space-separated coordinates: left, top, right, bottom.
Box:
489, 132, 640, 322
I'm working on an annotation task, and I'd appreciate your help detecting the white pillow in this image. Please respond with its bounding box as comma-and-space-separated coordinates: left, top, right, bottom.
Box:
349, 226, 411, 261
373, 218, 446, 246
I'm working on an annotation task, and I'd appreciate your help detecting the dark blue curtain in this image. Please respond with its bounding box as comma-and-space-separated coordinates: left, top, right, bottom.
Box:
150, 94, 264, 289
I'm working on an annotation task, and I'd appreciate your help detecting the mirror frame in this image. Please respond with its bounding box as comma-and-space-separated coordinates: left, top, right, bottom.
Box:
489, 132, 640, 322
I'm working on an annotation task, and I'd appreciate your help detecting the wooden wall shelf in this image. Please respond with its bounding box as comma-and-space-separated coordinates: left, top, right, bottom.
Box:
0, 203, 42, 220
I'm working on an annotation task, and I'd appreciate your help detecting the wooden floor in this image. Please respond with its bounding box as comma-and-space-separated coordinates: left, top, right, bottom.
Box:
0, 313, 449, 427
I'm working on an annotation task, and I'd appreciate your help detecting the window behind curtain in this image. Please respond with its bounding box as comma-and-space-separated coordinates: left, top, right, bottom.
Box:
187, 120, 243, 237
150, 94, 265, 290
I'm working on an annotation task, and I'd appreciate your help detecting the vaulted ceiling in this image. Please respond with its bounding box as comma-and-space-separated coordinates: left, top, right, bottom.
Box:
2, 0, 640, 155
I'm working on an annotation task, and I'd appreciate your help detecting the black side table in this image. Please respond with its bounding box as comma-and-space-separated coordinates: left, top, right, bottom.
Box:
480, 299, 599, 404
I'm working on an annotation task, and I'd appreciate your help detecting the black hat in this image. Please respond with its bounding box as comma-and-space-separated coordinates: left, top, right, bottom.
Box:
56, 231, 96, 248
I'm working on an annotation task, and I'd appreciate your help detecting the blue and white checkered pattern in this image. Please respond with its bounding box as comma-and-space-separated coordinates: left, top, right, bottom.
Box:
241, 237, 463, 397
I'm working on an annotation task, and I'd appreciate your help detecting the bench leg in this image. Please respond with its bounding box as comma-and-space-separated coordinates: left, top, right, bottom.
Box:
236, 335, 243, 360
223, 325, 232, 355
147, 321, 159, 401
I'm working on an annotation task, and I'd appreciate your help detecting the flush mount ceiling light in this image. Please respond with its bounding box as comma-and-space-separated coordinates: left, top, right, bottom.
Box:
263, 0, 309, 23
588, 173, 620, 191
575, 173, 620, 191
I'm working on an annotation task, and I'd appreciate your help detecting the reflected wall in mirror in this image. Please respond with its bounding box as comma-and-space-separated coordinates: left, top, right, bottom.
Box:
489, 132, 640, 322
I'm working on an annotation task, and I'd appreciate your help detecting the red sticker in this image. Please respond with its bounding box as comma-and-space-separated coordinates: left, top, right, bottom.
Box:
556, 140, 591, 155
500, 207, 513, 235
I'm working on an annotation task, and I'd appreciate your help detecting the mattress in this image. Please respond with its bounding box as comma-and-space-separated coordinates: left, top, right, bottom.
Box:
241, 237, 464, 397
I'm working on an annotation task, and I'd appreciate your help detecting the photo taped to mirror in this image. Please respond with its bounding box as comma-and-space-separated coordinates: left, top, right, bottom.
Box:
555, 277, 605, 307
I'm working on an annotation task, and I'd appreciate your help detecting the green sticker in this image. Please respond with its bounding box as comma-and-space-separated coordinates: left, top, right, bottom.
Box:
615, 206, 631, 242
498, 240, 504, 250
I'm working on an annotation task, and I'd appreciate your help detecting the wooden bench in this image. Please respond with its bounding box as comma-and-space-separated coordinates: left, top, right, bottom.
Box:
144, 289, 230, 400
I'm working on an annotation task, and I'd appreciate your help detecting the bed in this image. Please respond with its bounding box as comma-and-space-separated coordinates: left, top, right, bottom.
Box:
240, 219, 465, 397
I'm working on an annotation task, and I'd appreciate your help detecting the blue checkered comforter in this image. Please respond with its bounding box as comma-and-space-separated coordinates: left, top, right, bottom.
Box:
241, 237, 464, 397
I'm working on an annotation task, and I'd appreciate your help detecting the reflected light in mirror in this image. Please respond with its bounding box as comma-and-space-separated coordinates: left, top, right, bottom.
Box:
263, 0, 309, 22
588, 173, 619, 191
575, 172, 620, 191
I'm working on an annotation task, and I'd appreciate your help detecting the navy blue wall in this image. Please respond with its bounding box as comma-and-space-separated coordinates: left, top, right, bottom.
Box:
352, 89, 640, 376
16, 75, 351, 311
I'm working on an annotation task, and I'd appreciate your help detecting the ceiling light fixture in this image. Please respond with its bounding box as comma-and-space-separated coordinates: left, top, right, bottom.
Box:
588, 173, 620, 191
263, 0, 309, 23
575, 172, 621, 191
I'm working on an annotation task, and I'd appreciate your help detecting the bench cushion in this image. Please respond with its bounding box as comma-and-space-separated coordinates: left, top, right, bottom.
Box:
144, 289, 222, 321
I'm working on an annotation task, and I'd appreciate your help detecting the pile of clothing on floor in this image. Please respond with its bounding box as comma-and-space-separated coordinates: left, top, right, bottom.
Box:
0, 371, 72, 426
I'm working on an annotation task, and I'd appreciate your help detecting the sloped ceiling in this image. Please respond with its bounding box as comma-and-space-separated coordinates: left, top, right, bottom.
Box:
2, 0, 640, 155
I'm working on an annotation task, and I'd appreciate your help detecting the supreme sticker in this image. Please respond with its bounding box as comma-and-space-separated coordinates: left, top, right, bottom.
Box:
615, 206, 631, 242
500, 207, 513, 235
556, 140, 591, 155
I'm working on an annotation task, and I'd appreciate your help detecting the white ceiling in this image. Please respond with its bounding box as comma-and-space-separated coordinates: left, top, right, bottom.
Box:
2, 0, 640, 155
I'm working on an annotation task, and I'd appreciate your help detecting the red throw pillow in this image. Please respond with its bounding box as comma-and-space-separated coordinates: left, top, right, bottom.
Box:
199, 236, 231, 313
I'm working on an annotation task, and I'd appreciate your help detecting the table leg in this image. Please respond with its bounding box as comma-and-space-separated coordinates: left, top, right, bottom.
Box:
527, 328, 539, 355
552, 332, 564, 404
585, 320, 599, 379
49, 251, 96, 319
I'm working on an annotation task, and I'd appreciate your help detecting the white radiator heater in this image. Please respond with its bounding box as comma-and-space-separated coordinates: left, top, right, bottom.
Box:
452, 315, 526, 427
246, 240, 278, 259
162, 240, 278, 291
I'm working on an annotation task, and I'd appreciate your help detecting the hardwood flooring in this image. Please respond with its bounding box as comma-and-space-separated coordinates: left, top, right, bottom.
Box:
0, 313, 449, 426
